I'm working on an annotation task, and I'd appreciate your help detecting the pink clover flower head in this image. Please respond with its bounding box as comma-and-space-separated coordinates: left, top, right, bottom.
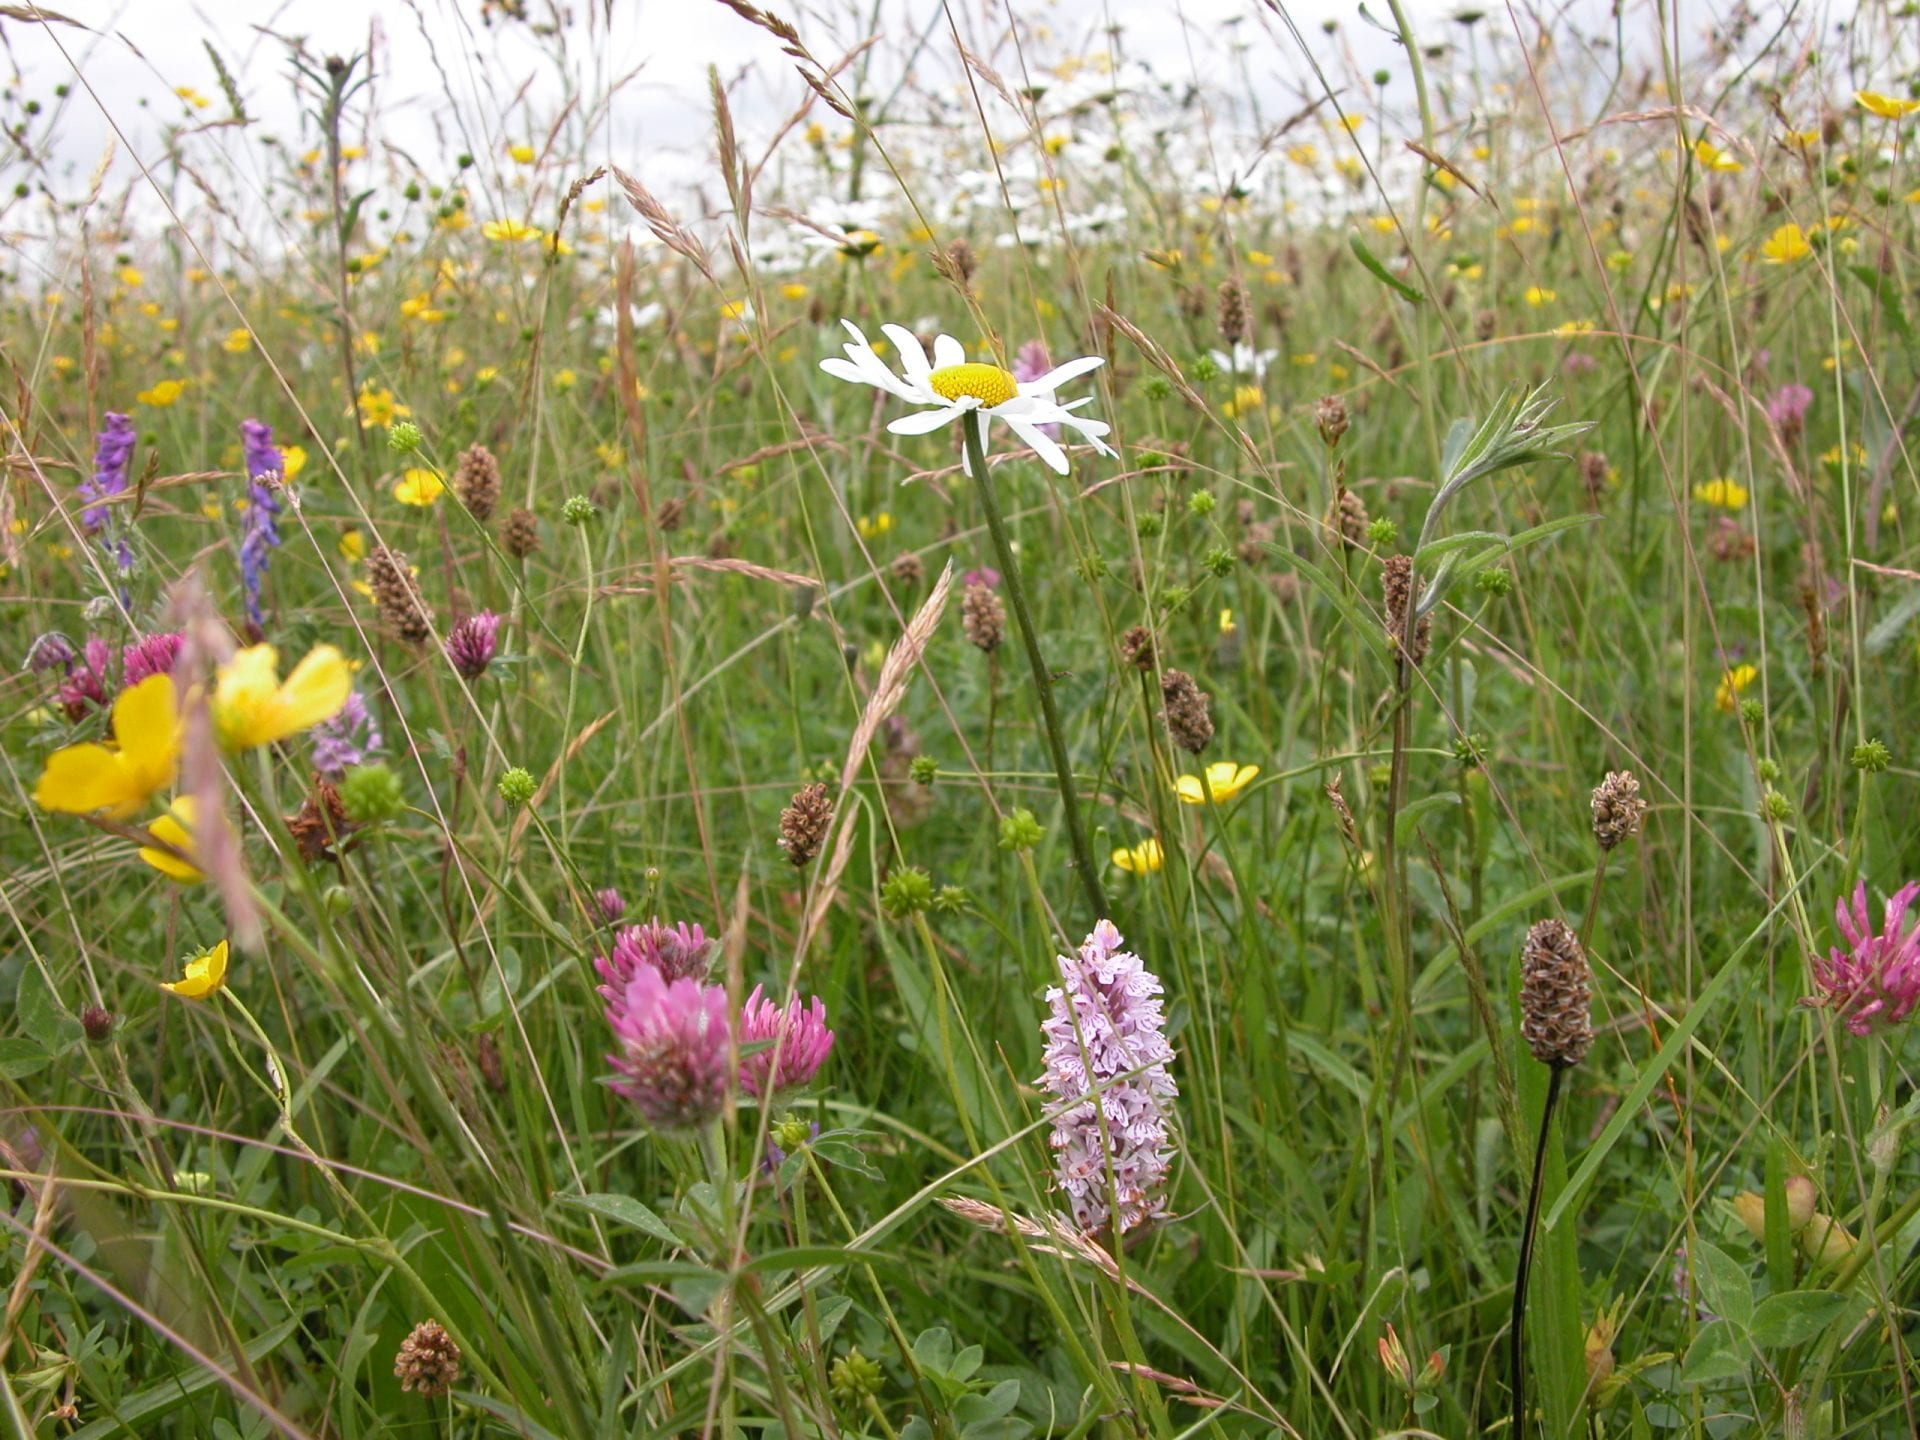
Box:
122, 631, 184, 687
595, 917, 713, 1004
1037, 920, 1178, 1235
603, 966, 733, 1130
738, 986, 835, 1096
1812, 881, 1920, 1036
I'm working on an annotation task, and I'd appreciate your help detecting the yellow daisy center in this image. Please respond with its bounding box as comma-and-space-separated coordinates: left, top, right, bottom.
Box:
928, 363, 1019, 408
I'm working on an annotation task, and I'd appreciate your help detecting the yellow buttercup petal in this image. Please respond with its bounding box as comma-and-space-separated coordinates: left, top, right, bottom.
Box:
113, 674, 185, 796
32, 675, 181, 819
138, 797, 205, 884
161, 939, 228, 999
213, 644, 351, 750
33, 743, 132, 816
273, 646, 353, 740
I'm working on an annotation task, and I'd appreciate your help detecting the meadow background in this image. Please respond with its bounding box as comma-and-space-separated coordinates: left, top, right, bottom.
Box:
3, 0, 1919, 1436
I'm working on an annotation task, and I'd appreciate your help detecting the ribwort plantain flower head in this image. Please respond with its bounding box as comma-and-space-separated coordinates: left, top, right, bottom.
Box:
1037, 920, 1179, 1235
1811, 881, 1920, 1036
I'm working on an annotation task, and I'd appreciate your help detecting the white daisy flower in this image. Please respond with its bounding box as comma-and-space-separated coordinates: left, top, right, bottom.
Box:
820, 320, 1116, 476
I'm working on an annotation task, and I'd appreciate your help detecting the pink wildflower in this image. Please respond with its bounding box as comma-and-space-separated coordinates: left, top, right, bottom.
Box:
603, 966, 733, 1129
1037, 920, 1179, 1235
122, 632, 184, 687
595, 918, 713, 1002
738, 986, 835, 1096
1812, 881, 1920, 1036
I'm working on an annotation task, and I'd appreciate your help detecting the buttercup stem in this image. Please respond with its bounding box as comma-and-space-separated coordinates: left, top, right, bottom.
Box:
960, 410, 1109, 920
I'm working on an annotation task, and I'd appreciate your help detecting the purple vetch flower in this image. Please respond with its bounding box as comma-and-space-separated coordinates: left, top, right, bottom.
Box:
444, 611, 502, 680
1037, 920, 1179, 1235
595, 887, 627, 924
23, 632, 78, 675
1767, 384, 1814, 445
603, 966, 733, 1130
238, 419, 284, 628
1811, 881, 1920, 1036
594, 918, 713, 999
310, 691, 381, 777
738, 986, 835, 1096
56, 637, 114, 721
78, 413, 135, 533
122, 631, 184, 687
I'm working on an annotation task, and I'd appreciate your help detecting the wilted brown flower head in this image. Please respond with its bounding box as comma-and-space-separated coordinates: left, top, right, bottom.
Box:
501, 506, 541, 560
1217, 277, 1249, 344
394, 1320, 461, 1398
1314, 394, 1349, 449
778, 782, 833, 867
890, 552, 924, 588
1381, 555, 1431, 665
1119, 625, 1156, 672
1520, 918, 1592, 1069
1590, 769, 1647, 852
365, 545, 432, 645
1160, 669, 1215, 754
1330, 486, 1370, 549
962, 581, 1005, 652
453, 442, 501, 521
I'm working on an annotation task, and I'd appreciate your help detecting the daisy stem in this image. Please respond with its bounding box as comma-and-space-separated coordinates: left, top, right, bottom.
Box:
960, 410, 1109, 921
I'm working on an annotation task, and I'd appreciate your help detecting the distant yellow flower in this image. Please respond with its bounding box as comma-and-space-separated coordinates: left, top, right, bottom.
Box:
139, 796, 204, 885
780, 282, 809, 300
161, 939, 228, 1000
1693, 477, 1749, 510
281, 445, 306, 482
1111, 837, 1165, 874
1782, 128, 1821, 149
719, 299, 750, 321
1715, 663, 1758, 713
1223, 384, 1264, 420
212, 644, 352, 752
1760, 223, 1811, 264
1605, 249, 1634, 271
394, 468, 444, 506
355, 385, 408, 428
118, 266, 144, 288
339, 528, 365, 562
482, 218, 541, 244
1856, 90, 1920, 120
400, 292, 445, 323
1693, 139, 1742, 172
175, 86, 211, 109
1176, 761, 1261, 806
1524, 286, 1556, 307
137, 379, 186, 408
508, 143, 536, 164
33, 675, 182, 819
552, 369, 577, 392
856, 512, 893, 540
222, 328, 251, 354
1218, 607, 1236, 635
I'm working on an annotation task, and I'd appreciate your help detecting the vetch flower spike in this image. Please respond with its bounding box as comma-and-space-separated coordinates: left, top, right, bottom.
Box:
820, 319, 1116, 475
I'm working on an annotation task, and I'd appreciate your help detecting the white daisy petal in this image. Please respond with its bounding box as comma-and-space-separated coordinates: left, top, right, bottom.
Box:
881, 324, 932, 382
932, 334, 967, 369
887, 407, 962, 436
1002, 415, 1070, 474
1019, 356, 1104, 395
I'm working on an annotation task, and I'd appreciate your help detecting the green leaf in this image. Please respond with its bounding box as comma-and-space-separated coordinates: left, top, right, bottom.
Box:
1348, 230, 1425, 304
68, 1320, 301, 1439
1679, 1320, 1748, 1386
1688, 1241, 1752, 1329
1748, 1291, 1848, 1349
1395, 790, 1461, 843
562, 1192, 684, 1248
0, 1038, 48, 1080
1286, 553, 1393, 668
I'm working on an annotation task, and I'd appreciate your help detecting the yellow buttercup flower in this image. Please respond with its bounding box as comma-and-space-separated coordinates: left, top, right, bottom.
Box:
338, 528, 365, 561
1693, 477, 1749, 510
1715, 663, 1758, 713
508, 143, 536, 164
161, 939, 228, 1000
1524, 286, 1556, 307
138, 379, 186, 407
139, 796, 204, 884
482, 218, 541, 244
33, 675, 182, 819
281, 445, 306, 482
1111, 837, 1165, 874
394, 468, 445, 506
1856, 90, 1920, 120
1693, 139, 1742, 172
1760, 224, 1811, 264
856, 512, 893, 540
212, 644, 352, 752
222, 328, 252, 354
1176, 762, 1261, 806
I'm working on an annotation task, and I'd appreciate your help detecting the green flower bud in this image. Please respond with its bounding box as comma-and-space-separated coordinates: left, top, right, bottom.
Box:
1160, 583, 1191, 614
498, 766, 537, 809
322, 885, 352, 919
1191, 354, 1221, 383
562, 495, 595, 527
880, 867, 932, 918
1141, 375, 1173, 401
1367, 516, 1399, 547
339, 762, 405, 824
1136, 511, 1164, 539
1762, 787, 1791, 821
908, 754, 938, 786
1076, 551, 1109, 581
1851, 738, 1890, 773
1756, 757, 1780, 784
1186, 490, 1216, 518
998, 807, 1044, 852
829, 1348, 884, 1404
1475, 566, 1512, 596
771, 1114, 813, 1153
1202, 544, 1236, 577
1739, 698, 1764, 725
931, 884, 971, 914
386, 419, 423, 454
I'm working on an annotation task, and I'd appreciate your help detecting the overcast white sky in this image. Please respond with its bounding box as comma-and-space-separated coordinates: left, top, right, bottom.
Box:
0, 0, 1730, 251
